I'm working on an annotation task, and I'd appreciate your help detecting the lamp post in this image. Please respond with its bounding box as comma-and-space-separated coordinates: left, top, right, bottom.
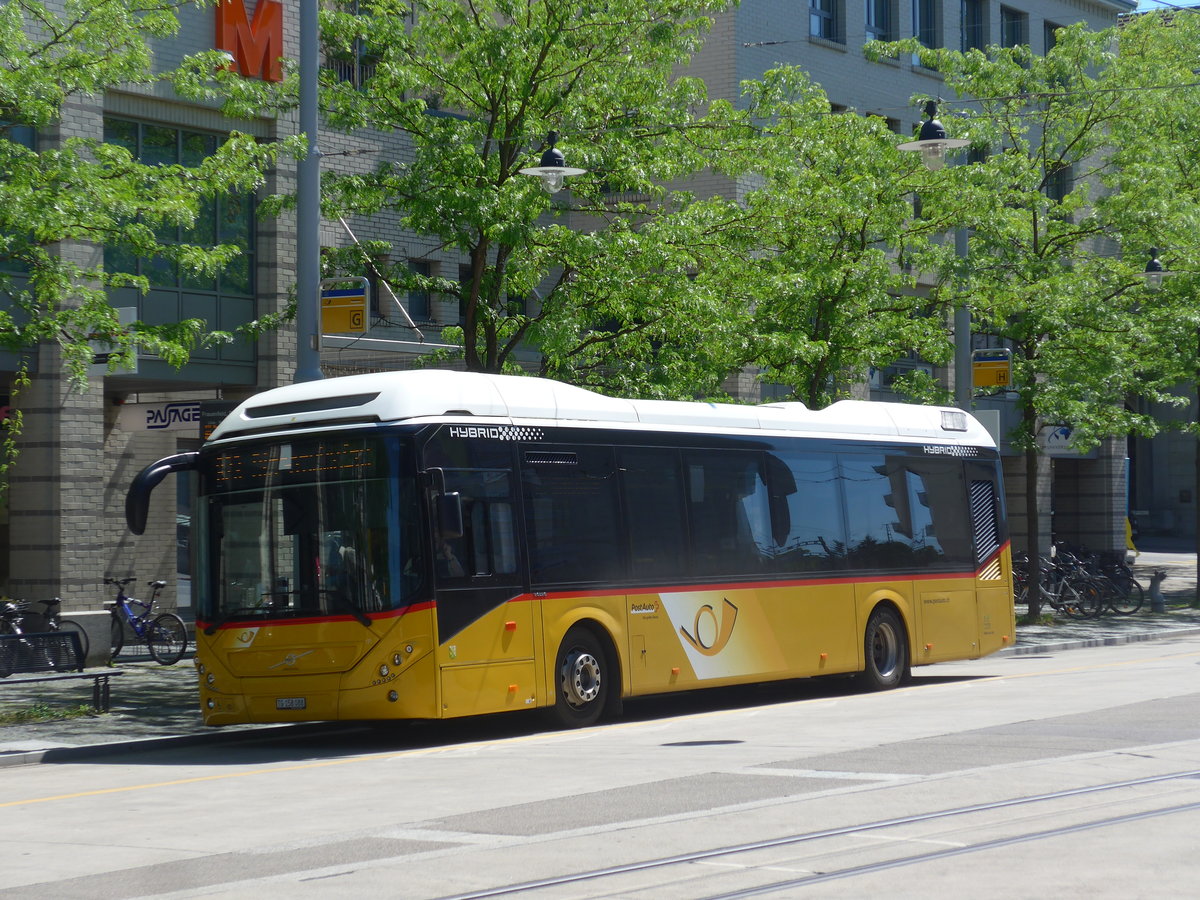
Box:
899, 100, 972, 410
1140, 247, 1189, 610
294, 0, 323, 383
519, 131, 586, 193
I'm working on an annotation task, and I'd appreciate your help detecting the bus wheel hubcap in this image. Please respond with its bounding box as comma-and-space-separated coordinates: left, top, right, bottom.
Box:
563, 651, 601, 707
873, 624, 898, 677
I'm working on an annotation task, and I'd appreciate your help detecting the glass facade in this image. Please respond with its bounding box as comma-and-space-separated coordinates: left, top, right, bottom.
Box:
101, 118, 257, 377
102, 119, 255, 299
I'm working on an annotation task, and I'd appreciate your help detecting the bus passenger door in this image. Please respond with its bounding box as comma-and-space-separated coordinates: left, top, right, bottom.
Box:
430, 465, 537, 717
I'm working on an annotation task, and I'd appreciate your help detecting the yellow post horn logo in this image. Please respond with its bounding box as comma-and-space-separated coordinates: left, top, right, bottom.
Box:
680, 598, 739, 656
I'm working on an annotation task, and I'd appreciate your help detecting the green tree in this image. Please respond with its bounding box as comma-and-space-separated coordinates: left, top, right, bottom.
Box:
317, 0, 749, 397
870, 22, 1197, 616
0, 0, 289, 385
1104, 10, 1200, 598
713, 67, 950, 408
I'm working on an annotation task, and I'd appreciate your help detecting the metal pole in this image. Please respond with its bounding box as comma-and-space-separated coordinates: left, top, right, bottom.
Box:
954, 225, 971, 410
294, 0, 323, 383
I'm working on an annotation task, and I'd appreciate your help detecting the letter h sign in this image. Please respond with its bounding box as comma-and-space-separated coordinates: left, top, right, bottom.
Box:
216, 0, 284, 82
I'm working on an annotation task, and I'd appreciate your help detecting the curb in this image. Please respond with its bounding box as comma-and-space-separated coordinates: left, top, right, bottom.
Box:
0, 721, 372, 769
998, 625, 1200, 656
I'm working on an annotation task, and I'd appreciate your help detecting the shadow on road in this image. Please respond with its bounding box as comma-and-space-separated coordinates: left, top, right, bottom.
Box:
36, 670, 992, 769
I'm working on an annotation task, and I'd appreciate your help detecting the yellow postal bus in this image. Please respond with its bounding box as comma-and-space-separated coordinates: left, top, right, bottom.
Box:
126, 371, 1013, 728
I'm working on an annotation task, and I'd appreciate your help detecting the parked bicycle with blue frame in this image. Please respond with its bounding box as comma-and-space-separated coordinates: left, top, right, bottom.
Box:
105, 577, 188, 665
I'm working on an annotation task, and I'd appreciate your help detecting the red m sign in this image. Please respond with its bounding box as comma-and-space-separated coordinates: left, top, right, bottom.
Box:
215, 0, 283, 82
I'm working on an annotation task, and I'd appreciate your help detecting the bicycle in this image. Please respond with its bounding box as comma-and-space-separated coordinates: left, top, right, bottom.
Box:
1053, 543, 1145, 616
105, 577, 188, 665
0, 597, 88, 674
21, 597, 90, 661
1013, 552, 1103, 619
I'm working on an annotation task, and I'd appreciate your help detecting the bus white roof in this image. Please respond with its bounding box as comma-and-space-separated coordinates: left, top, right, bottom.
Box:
209, 370, 995, 447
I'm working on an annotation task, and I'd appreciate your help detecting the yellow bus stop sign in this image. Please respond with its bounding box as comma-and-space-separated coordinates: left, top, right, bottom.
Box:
321, 278, 369, 333
972, 348, 1012, 388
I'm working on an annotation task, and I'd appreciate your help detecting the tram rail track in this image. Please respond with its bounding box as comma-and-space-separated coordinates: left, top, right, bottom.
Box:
436, 769, 1200, 900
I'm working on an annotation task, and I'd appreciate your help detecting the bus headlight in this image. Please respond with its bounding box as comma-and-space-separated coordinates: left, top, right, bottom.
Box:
379, 664, 390, 677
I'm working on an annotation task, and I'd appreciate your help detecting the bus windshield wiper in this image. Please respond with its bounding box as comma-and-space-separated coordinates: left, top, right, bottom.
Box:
337, 599, 372, 629
319, 590, 373, 629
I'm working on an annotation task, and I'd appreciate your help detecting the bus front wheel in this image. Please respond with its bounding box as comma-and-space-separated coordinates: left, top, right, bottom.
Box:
553, 627, 609, 728
859, 606, 909, 691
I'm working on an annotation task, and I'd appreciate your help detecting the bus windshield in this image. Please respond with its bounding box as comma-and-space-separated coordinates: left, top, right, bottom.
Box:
195, 435, 423, 627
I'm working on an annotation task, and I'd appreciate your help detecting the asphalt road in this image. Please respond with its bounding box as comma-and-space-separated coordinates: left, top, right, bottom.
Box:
4, 635, 1200, 899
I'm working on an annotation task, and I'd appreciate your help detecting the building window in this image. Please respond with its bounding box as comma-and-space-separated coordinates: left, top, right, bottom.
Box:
1, 123, 34, 149
1044, 20, 1062, 53
810, 0, 843, 43
914, 0, 941, 50
962, 0, 987, 52
407, 259, 431, 321
865, 0, 896, 41
325, 0, 378, 89
1000, 6, 1028, 48
1045, 163, 1072, 204
1, 123, 36, 276
102, 118, 255, 299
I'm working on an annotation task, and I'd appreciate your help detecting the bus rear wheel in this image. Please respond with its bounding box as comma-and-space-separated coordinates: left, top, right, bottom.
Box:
859, 606, 909, 691
553, 627, 608, 728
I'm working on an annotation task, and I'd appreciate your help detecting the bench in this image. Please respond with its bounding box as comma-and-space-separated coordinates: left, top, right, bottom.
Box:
0, 631, 123, 712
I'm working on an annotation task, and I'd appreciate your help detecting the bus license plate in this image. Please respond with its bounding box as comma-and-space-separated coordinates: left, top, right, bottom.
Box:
276, 697, 306, 710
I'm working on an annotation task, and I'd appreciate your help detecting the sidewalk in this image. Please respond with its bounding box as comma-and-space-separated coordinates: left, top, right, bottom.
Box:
3, 546, 1199, 766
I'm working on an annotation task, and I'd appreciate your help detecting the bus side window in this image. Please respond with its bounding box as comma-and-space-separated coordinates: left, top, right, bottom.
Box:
684, 450, 772, 576
767, 450, 846, 572
523, 446, 622, 586
619, 448, 686, 581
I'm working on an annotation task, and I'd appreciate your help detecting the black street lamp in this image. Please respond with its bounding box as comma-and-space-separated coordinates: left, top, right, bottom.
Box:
898, 100, 971, 172
519, 131, 586, 193
899, 100, 972, 410
1144, 247, 1169, 290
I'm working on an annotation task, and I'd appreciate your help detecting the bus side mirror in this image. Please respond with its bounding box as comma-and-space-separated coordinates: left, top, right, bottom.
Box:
437, 492, 464, 539
126, 452, 199, 535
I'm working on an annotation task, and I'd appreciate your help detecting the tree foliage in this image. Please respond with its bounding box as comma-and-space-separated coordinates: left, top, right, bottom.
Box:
316, 0, 754, 397
713, 67, 950, 408
0, 0, 294, 385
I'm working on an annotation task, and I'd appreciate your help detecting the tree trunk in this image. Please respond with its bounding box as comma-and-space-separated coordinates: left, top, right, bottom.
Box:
1025, 442, 1042, 619
1022, 396, 1043, 620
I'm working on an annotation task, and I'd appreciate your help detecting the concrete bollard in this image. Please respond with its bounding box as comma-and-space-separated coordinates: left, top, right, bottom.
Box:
56, 610, 114, 667
1148, 569, 1168, 614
